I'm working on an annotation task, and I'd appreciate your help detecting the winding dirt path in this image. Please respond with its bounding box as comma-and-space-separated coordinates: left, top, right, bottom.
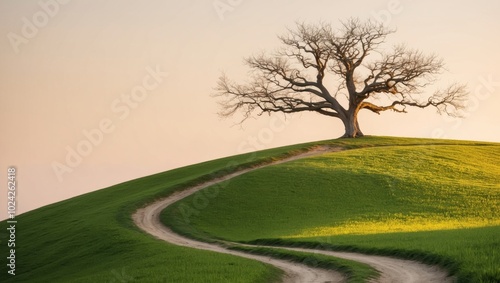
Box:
282, 247, 453, 283
133, 146, 454, 283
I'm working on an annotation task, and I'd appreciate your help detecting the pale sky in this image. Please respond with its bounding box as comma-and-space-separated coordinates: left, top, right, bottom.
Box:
1, 0, 499, 217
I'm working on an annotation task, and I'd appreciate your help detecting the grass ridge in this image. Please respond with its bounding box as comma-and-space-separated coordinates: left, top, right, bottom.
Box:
229, 245, 378, 283
243, 238, 459, 278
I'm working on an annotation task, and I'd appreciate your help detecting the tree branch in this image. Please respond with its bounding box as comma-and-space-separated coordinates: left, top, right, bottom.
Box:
361, 84, 468, 116
213, 18, 469, 134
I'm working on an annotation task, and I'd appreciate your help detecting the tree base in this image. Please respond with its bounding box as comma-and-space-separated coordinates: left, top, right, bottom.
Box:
340, 132, 365, 138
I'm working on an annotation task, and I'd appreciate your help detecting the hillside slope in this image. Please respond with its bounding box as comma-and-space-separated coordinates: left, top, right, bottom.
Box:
163, 139, 500, 282
1, 136, 497, 282
1, 142, 323, 282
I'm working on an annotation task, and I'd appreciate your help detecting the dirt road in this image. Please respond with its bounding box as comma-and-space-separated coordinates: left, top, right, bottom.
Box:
133, 146, 454, 282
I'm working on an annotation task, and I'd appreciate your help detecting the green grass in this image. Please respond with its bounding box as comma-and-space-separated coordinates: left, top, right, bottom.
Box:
163, 139, 500, 282
301, 226, 500, 283
244, 226, 500, 283
1, 140, 332, 282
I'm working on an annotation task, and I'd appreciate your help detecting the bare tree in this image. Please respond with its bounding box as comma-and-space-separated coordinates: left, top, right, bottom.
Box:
214, 18, 467, 138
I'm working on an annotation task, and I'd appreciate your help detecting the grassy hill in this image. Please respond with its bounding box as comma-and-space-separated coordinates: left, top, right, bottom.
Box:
163, 138, 500, 282
1, 142, 320, 282
1, 136, 498, 282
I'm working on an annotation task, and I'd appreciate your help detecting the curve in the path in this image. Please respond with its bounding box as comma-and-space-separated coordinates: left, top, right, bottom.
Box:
281, 247, 453, 283
133, 146, 454, 283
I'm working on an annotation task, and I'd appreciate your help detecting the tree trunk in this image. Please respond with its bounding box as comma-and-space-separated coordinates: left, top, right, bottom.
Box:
341, 109, 364, 138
